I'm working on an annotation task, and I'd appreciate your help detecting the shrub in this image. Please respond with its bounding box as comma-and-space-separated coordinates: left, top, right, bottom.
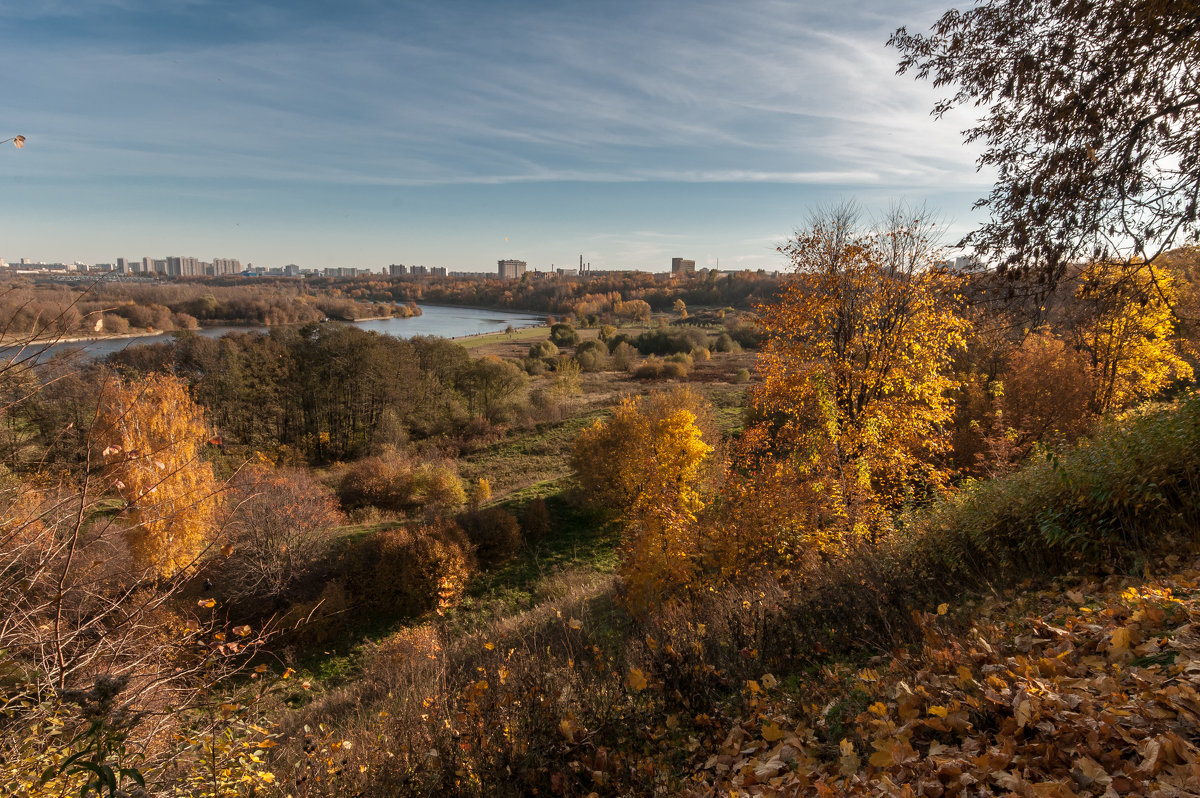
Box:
521, 356, 548, 376
662, 360, 689, 379
633, 327, 707, 356
337, 447, 466, 515
529, 388, 565, 423
610, 341, 639, 371
574, 340, 609, 372
218, 466, 345, 607
548, 323, 581, 348
550, 358, 582, 397
733, 368, 751, 384
528, 340, 559, 360
711, 332, 740, 353
725, 319, 765, 349
520, 498, 552, 543
340, 521, 475, 616
458, 507, 523, 568
606, 333, 637, 354
598, 325, 617, 342
633, 357, 664, 379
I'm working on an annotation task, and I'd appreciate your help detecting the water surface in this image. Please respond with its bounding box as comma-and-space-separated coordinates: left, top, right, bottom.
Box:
2, 304, 544, 364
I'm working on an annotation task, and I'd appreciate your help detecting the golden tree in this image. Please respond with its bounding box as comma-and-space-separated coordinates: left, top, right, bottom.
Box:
1069, 261, 1192, 414
571, 388, 714, 611
95, 373, 221, 578
741, 206, 967, 546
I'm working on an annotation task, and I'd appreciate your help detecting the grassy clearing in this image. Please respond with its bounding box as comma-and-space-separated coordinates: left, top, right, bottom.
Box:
459, 411, 605, 498
452, 489, 622, 630
455, 324, 550, 351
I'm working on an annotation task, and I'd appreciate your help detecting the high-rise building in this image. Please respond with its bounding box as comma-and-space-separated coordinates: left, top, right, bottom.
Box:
498, 259, 526, 279
389, 264, 407, 276
430, 266, 447, 277
210, 257, 241, 276
671, 257, 696, 276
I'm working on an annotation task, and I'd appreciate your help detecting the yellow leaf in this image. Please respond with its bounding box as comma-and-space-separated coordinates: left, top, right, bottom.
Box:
928, 705, 949, 718
627, 668, 648, 692
761, 721, 785, 742
858, 668, 880, 682
233, 625, 252, 637
559, 714, 579, 741
568, 618, 583, 630
1015, 700, 1032, 728
869, 742, 894, 768
198, 598, 216, 608
1110, 625, 1134, 652
937, 603, 949, 615
746, 680, 762, 695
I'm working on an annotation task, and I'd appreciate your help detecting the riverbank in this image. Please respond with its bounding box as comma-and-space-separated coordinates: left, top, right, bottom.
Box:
2, 305, 547, 361
0, 329, 172, 348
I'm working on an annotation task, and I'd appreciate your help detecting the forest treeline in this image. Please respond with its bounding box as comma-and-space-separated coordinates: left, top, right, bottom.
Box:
294, 268, 782, 321
0, 279, 420, 339
0, 268, 779, 342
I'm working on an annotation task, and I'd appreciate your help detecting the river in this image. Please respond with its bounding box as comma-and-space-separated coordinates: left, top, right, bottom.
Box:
2, 304, 545, 363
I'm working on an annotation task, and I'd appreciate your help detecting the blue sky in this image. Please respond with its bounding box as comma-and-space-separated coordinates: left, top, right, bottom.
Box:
0, 0, 990, 272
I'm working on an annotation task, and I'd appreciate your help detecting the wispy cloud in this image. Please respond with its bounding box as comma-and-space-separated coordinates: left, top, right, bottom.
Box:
0, 0, 992, 267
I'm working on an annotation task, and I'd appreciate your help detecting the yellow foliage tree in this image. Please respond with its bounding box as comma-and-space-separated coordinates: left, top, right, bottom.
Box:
95, 373, 221, 578
570, 388, 714, 612
740, 206, 967, 548
1070, 261, 1192, 414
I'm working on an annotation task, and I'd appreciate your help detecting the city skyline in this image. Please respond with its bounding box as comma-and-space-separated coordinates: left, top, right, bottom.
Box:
1, 1, 991, 271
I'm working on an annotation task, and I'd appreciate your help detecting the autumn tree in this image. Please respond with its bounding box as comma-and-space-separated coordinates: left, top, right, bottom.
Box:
571, 388, 715, 611
1068, 261, 1192, 413
456, 355, 528, 423
94, 373, 221, 578
891, 1, 1200, 280
999, 330, 1095, 448
219, 466, 345, 605
740, 205, 967, 546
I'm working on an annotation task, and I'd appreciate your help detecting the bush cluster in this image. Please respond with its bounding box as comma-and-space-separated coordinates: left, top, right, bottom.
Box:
337, 447, 466, 515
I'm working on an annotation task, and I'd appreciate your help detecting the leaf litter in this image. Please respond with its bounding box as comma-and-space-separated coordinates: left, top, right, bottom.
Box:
684, 555, 1200, 796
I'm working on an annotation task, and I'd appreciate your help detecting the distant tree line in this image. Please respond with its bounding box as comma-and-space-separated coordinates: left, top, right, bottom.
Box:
303, 269, 783, 321
0, 279, 419, 339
